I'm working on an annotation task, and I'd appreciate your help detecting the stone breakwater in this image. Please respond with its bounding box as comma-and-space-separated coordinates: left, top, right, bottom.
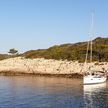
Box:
0, 57, 108, 77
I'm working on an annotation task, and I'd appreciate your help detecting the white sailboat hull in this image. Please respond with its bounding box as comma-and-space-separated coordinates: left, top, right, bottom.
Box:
83, 75, 107, 84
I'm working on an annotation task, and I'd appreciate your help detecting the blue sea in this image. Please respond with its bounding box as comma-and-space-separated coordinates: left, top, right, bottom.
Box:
0, 76, 108, 108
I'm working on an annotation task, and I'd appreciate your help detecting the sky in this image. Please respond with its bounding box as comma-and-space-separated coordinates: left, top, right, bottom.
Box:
0, 0, 108, 53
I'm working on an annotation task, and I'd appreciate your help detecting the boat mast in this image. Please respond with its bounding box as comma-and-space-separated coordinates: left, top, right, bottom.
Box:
90, 12, 94, 63
85, 12, 94, 64
85, 41, 89, 64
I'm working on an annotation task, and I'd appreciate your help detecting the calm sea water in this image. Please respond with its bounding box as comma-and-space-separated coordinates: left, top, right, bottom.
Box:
0, 76, 108, 108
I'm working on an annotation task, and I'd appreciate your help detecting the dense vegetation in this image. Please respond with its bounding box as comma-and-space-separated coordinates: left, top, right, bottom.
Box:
23, 37, 108, 62
0, 37, 108, 62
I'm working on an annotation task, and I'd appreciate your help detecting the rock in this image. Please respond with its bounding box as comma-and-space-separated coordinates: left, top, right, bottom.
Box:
0, 57, 107, 77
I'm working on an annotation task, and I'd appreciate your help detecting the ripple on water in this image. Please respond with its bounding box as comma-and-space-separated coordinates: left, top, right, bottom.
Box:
0, 76, 107, 108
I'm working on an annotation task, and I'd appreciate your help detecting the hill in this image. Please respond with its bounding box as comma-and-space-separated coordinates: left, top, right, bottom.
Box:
0, 54, 10, 60
23, 37, 108, 62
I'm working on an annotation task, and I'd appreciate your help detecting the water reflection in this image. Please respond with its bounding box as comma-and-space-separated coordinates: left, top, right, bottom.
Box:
0, 76, 83, 108
83, 83, 108, 108
0, 76, 107, 108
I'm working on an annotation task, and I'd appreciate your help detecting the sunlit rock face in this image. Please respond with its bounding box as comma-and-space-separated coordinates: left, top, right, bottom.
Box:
0, 57, 107, 76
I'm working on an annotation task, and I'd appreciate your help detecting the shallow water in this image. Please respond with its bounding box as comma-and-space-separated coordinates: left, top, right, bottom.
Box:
0, 76, 107, 108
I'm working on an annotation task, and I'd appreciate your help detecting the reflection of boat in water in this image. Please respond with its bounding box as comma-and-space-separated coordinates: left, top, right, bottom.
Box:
84, 83, 106, 92
83, 83, 107, 108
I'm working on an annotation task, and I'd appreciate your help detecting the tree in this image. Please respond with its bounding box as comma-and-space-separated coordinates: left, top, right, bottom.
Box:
8, 48, 18, 55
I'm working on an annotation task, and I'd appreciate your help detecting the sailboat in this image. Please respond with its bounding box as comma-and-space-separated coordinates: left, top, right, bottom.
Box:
83, 13, 107, 84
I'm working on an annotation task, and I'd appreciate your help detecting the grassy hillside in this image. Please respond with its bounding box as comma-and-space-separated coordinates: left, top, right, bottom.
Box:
0, 54, 21, 61
0, 54, 9, 60
23, 37, 108, 62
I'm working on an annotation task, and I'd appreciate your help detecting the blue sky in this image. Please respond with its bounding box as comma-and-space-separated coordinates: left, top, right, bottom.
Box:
0, 0, 108, 53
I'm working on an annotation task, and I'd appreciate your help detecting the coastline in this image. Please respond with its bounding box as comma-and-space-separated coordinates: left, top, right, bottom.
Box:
0, 57, 107, 78
0, 71, 83, 78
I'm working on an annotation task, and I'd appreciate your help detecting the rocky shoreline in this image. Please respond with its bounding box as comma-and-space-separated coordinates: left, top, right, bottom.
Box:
0, 57, 108, 78
0, 71, 83, 78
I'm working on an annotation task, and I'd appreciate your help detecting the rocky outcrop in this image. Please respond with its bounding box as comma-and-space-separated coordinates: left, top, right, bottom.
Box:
0, 57, 107, 77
